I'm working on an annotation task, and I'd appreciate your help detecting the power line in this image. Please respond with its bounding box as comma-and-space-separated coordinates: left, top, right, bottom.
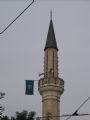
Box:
0, 0, 34, 34
61, 113, 90, 117
65, 96, 90, 120
34, 112, 90, 120
0, 0, 89, 34
0, 0, 32, 1
36, 0, 90, 2
0, 0, 90, 1
0, 0, 27, 1
32, 113, 90, 120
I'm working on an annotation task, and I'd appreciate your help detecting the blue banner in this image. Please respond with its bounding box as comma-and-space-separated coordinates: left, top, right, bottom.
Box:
25, 80, 34, 95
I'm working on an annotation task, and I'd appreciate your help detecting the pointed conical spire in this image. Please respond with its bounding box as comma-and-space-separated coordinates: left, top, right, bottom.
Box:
44, 13, 58, 51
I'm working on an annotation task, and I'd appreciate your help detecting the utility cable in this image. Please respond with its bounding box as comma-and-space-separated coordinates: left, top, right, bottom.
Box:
0, 0, 34, 34
61, 113, 90, 117
33, 113, 90, 120
0, 0, 89, 34
65, 96, 90, 120
0, 0, 90, 1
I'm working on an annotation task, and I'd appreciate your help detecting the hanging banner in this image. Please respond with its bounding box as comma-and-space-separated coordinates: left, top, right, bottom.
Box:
25, 80, 34, 95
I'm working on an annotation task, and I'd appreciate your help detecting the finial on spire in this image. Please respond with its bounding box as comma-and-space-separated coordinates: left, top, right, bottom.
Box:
50, 10, 52, 20
44, 11, 58, 51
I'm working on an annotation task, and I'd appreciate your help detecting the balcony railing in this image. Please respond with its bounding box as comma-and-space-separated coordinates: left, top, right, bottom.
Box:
38, 77, 64, 88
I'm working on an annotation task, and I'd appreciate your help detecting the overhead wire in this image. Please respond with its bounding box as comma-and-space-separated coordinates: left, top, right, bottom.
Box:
0, 0, 90, 34
0, 0, 90, 1
0, 0, 34, 34
61, 113, 90, 117
37, 0, 90, 2
30, 113, 90, 120
65, 96, 90, 120
0, 0, 27, 1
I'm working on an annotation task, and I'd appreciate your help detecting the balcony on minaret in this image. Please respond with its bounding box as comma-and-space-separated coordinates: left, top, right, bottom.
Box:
38, 77, 64, 95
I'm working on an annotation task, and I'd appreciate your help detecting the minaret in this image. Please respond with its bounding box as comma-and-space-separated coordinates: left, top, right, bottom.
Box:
38, 15, 64, 120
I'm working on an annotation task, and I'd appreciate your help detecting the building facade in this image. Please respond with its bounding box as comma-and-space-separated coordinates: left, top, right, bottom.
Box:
38, 18, 64, 120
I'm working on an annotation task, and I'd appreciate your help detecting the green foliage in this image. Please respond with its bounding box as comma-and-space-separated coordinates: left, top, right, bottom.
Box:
16, 110, 28, 120
15, 110, 36, 120
0, 110, 36, 120
27, 111, 36, 120
1, 110, 36, 120
1, 116, 10, 120
0, 92, 5, 117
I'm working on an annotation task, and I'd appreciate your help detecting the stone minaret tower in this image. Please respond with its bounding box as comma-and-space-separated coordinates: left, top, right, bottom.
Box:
38, 17, 64, 120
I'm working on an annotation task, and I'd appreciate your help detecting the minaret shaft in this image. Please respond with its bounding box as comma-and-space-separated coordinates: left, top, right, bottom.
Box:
38, 19, 64, 120
44, 48, 58, 78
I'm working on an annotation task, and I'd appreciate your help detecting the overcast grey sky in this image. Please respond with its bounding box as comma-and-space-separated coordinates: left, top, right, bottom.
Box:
0, 0, 90, 120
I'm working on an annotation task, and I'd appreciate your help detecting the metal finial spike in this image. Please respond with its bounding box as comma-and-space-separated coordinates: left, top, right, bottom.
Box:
50, 10, 52, 20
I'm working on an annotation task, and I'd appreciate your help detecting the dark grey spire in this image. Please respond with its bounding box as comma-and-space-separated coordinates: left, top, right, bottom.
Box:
44, 19, 58, 51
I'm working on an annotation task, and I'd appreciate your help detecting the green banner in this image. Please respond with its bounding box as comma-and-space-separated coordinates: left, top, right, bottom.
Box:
25, 80, 34, 95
